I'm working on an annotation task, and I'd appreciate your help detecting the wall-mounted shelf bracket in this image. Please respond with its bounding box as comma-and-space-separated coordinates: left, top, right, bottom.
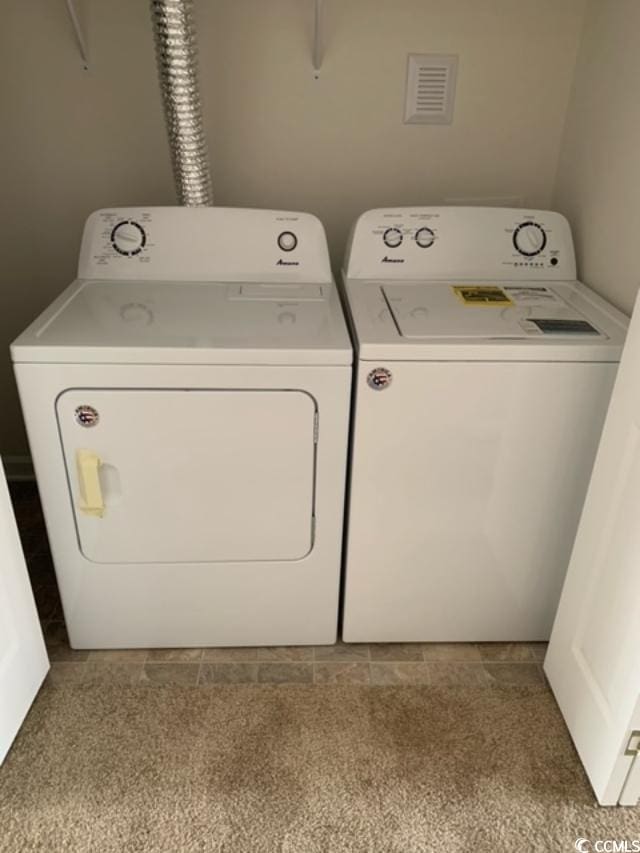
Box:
65, 0, 89, 71
312, 0, 324, 78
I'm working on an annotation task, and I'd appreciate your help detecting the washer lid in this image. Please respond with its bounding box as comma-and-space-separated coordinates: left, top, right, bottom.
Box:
384, 283, 605, 339
11, 279, 352, 365
344, 278, 628, 362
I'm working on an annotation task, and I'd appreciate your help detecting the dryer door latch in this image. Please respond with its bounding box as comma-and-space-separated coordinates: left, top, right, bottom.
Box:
76, 449, 105, 518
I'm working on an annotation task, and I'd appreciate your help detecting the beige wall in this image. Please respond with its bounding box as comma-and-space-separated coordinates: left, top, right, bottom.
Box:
553, 0, 640, 315
0, 0, 586, 454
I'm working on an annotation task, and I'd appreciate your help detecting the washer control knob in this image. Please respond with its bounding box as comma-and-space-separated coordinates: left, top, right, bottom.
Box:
111, 220, 146, 256
277, 231, 298, 252
513, 222, 547, 257
383, 228, 403, 249
415, 227, 435, 249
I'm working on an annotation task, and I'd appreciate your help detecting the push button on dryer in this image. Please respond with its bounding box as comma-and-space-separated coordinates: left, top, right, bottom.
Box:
277, 231, 298, 252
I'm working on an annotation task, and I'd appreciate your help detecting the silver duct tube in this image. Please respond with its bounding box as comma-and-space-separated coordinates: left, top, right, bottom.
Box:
150, 0, 213, 206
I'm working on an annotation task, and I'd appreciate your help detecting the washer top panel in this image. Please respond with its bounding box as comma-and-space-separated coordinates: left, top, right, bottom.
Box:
345, 279, 628, 362
12, 279, 351, 365
384, 283, 607, 340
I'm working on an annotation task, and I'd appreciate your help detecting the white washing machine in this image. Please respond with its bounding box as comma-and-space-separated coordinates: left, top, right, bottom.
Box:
12, 207, 352, 649
341, 207, 628, 643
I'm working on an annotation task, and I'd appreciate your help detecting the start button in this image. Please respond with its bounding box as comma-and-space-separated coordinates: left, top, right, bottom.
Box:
277, 231, 298, 252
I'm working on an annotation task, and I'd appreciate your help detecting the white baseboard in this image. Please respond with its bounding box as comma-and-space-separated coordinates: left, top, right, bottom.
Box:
2, 455, 35, 481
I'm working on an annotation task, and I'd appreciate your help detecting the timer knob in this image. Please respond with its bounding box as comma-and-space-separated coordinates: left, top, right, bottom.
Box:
111, 220, 146, 256
513, 222, 547, 257
383, 228, 403, 248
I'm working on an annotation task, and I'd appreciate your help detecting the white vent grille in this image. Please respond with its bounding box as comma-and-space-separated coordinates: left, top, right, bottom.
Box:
404, 54, 458, 125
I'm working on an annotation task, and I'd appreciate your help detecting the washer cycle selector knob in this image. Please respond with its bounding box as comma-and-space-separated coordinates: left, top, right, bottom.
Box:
277, 231, 298, 252
383, 228, 403, 249
415, 227, 435, 249
513, 221, 547, 257
111, 220, 146, 256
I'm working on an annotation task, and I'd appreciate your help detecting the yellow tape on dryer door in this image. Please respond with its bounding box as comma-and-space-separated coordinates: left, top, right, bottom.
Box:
76, 449, 105, 517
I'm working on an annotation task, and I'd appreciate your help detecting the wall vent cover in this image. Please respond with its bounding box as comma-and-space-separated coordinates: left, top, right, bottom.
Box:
404, 54, 458, 125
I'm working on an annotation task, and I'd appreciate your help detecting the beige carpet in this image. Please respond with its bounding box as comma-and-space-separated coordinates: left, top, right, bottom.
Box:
1, 684, 638, 852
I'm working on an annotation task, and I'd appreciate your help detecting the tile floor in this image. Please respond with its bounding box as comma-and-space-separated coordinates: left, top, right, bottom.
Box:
10, 481, 549, 689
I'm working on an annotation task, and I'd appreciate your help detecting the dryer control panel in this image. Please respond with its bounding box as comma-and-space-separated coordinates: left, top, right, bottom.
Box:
344, 207, 576, 281
78, 207, 332, 283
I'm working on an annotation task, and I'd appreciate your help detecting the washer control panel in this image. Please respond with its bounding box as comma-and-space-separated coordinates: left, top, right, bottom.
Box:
78, 207, 331, 283
345, 207, 576, 281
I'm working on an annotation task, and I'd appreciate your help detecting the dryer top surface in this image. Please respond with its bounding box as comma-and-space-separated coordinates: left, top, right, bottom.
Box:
11, 279, 352, 366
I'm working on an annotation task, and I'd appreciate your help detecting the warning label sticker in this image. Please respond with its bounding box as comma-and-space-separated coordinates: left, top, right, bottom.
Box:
452, 286, 513, 306
503, 286, 561, 305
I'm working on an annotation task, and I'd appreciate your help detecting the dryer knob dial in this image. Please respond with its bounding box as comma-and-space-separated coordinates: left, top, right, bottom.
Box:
111, 220, 146, 256
513, 222, 547, 257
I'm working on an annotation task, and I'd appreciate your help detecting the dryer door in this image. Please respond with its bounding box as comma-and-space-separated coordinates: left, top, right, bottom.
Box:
56, 389, 317, 564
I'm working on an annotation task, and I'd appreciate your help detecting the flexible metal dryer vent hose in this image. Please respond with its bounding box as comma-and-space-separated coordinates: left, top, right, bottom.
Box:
150, 0, 213, 206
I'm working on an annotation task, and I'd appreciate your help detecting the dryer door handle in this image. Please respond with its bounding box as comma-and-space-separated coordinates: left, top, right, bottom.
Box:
76, 449, 105, 518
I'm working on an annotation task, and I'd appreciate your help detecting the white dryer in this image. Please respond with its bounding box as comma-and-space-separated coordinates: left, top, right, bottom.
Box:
12, 207, 352, 649
341, 207, 627, 643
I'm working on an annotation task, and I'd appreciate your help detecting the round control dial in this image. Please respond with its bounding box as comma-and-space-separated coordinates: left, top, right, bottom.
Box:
111, 220, 146, 256
415, 227, 435, 249
277, 231, 298, 252
513, 221, 547, 257
383, 228, 403, 249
